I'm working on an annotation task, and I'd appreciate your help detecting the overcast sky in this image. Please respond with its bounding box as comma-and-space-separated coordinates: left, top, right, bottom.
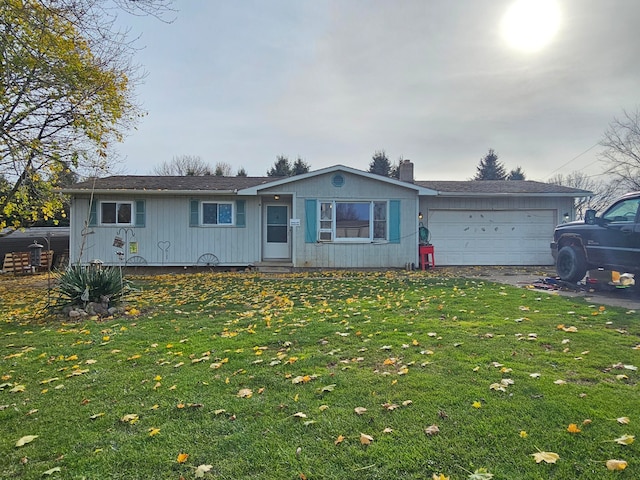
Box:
115, 0, 640, 181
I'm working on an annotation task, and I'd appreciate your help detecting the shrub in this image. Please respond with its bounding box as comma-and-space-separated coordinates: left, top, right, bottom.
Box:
55, 265, 130, 308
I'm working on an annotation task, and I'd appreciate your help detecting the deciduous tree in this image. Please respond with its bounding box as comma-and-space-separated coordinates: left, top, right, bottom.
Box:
0, 0, 173, 231
600, 108, 640, 190
548, 171, 615, 218
152, 155, 213, 175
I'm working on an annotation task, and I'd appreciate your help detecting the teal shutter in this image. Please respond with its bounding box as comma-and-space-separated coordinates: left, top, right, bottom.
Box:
88, 200, 97, 226
236, 200, 246, 227
389, 200, 401, 243
189, 199, 199, 227
305, 199, 317, 243
135, 200, 146, 227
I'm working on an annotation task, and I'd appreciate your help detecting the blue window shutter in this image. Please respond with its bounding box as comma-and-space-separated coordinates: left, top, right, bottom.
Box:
236, 199, 246, 227
88, 200, 97, 226
389, 200, 401, 243
305, 199, 317, 243
135, 200, 146, 227
190, 199, 199, 227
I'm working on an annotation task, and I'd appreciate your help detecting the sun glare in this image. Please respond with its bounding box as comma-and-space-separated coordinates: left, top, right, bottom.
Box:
501, 0, 561, 53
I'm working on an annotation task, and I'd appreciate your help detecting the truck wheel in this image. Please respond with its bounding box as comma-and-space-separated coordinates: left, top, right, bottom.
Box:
556, 245, 587, 283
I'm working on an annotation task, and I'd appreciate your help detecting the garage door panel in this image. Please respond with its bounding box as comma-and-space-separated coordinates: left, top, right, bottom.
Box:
428, 209, 555, 266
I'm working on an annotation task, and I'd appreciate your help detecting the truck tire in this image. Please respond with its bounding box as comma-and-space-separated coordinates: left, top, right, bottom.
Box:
556, 245, 587, 283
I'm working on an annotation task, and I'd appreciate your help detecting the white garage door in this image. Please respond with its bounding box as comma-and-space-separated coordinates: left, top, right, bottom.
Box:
427, 209, 556, 266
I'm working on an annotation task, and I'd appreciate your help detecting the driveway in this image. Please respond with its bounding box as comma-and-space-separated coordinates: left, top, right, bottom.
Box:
436, 266, 639, 311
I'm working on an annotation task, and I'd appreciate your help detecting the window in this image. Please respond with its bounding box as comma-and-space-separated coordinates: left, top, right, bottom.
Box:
318, 201, 387, 241
101, 202, 133, 225
603, 198, 640, 223
202, 202, 233, 225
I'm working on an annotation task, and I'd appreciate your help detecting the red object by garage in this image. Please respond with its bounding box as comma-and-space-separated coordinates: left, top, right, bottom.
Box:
419, 244, 435, 270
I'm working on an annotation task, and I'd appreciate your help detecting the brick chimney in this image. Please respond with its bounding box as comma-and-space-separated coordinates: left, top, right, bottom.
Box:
398, 159, 414, 183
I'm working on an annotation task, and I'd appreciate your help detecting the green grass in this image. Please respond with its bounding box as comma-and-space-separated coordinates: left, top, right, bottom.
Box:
0, 271, 638, 479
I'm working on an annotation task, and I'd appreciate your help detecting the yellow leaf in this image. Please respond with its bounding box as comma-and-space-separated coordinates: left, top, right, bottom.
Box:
567, 423, 581, 433
617, 417, 630, 425
148, 428, 161, 437
15, 435, 38, 447
334, 434, 345, 445
432, 475, 450, 480
472, 401, 482, 409
177, 453, 189, 464
10, 384, 25, 393
154, 375, 162, 381
120, 413, 139, 424
606, 459, 628, 471
519, 431, 528, 438
293, 412, 307, 418
89, 412, 104, 420
531, 451, 559, 463
360, 433, 374, 445
614, 434, 635, 445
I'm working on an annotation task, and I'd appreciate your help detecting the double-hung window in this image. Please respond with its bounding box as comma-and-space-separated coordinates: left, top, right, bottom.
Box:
202, 202, 233, 225
318, 201, 387, 242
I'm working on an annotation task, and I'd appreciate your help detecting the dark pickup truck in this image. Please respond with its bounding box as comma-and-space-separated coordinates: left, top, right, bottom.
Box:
550, 191, 640, 282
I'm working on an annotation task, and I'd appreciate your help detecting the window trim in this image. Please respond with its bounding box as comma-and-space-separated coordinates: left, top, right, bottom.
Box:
201, 201, 235, 226
100, 201, 134, 226
318, 200, 388, 243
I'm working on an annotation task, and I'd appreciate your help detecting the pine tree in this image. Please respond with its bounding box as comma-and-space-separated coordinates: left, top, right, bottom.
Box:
368, 150, 392, 176
473, 149, 507, 180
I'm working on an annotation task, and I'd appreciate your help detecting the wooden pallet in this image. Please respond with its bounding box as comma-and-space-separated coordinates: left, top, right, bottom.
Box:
2, 250, 54, 274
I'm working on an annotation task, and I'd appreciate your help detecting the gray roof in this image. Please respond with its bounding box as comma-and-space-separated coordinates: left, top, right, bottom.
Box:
66, 175, 274, 192
414, 180, 592, 196
64, 174, 592, 197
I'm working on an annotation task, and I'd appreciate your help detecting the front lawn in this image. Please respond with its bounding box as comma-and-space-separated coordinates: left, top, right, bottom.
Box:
0, 271, 638, 479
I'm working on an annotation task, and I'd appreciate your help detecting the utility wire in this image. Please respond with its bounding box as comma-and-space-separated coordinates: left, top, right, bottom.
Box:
544, 142, 600, 180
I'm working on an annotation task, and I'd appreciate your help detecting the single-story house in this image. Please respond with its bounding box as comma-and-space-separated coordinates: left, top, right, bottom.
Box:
62, 162, 591, 269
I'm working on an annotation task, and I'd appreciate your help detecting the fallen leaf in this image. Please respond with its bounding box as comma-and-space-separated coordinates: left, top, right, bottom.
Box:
519, 431, 528, 438
354, 407, 367, 415
606, 459, 628, 471
293, 412, 307, 418
424, 425, 440, 436
360, 432, 374, 445
616, 417, 630, 425
531, 451, 559, 464
237, 388, 253, 398
194, 464, 213, 477
42, 467, 61, 475
468, 468, 494, 479
148, 427, 161, 437
432, 474, 449, 480
15, 435, 38, 447
89, 412, 105, 420
567, 423, 581, 433
120, 413, 139, 424
177, 453, 189, 464
614, 434, 635, 445
472, 401, 482, 409
334, 434, 345, 445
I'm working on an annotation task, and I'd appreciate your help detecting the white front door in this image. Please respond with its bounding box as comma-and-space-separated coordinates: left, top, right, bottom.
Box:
263, 204, 290, 259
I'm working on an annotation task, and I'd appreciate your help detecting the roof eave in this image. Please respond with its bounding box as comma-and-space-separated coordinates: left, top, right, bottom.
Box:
62, 189, 238, 196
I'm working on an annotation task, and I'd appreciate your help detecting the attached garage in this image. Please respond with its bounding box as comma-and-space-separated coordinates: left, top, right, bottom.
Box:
427, 209, 557, 265
416, 180, 590, 267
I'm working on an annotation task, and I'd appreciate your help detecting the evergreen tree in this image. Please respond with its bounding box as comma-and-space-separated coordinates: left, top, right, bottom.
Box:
507, 166, 526, 180
236, 167, 248, 177
473, 149, 507, 180
291, 157, 311, 175
368, 150, 392, 176
267, 156, 292, 177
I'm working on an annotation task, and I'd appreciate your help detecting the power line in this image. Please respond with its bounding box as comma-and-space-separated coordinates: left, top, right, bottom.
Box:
544, 142, 600, 180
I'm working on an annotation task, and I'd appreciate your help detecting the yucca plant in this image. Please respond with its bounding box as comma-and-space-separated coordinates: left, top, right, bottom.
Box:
55, 265, 130, 308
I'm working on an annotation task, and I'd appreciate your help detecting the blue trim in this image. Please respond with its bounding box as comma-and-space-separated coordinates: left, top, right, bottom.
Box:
189, 199, 199, 227
389, 200, 401, 243
305, 199, 317, 243
135, 200, 145, 227
236, 200, 246, 227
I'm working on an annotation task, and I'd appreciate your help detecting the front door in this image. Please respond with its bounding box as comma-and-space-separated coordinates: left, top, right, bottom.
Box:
263, 204, 290, 259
